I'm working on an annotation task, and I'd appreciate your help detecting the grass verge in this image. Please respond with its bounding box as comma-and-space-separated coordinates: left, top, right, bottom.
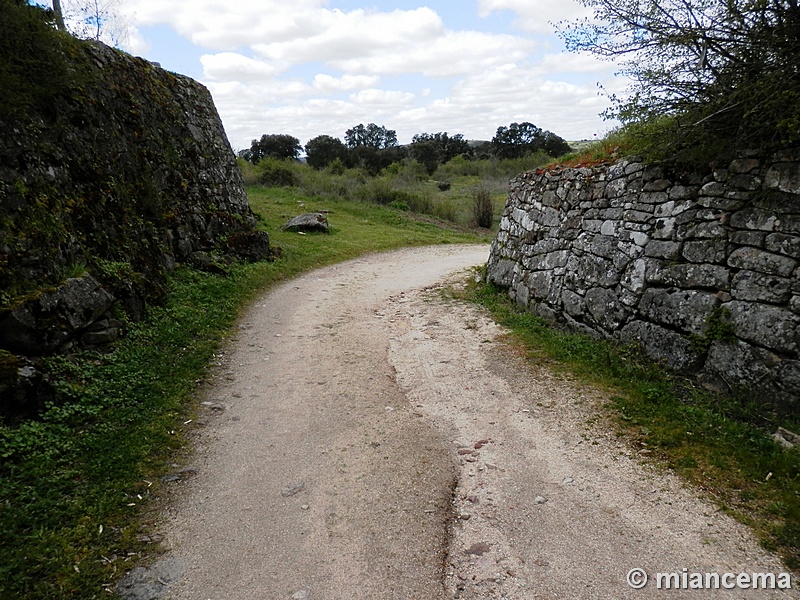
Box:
0, 188, 485, 599
459, 278, 800, 570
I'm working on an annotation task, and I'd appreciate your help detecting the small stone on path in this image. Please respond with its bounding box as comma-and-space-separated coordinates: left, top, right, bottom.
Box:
281, 481, 305, 497
465, 542, 490, 556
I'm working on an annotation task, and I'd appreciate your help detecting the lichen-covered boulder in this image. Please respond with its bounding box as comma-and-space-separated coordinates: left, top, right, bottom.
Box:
0, 275, 114, 355
282, 213, 330, 233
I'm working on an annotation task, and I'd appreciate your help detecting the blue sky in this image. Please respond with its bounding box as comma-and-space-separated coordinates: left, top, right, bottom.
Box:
56, 0, 626, 151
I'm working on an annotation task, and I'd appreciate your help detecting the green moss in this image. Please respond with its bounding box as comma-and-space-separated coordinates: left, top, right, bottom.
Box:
0, 1, 75, 120
689, 307, 736, 353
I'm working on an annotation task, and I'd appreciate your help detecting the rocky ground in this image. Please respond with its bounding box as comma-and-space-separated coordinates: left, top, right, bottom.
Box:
119, 245, 797, 600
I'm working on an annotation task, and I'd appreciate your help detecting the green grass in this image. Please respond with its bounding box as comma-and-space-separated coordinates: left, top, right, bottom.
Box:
0, 188, 485, 599
248, 185, 488, 266
459, 279, 800, 569
239, 155, 537, 230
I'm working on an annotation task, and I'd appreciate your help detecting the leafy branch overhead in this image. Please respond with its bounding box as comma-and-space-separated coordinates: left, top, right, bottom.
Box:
558, 0, 800, 160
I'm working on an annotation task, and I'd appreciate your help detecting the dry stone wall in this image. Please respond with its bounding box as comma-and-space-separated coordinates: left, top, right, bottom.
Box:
486, 153, 800, 410
0, 41, 269, 309
0, 40, 271, 420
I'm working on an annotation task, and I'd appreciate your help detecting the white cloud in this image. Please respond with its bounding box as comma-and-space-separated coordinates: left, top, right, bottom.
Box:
251, 8, 447, 68
328, 30, 532, 77
476, 0, 592, 34
121, 1, 625, 148
349, 89, 415, 106
201, 53, 283, 81
313, 74, 381, 93
123, 0, 330, 49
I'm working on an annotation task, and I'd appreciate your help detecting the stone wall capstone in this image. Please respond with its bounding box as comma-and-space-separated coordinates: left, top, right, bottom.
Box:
486, 153, 800, 411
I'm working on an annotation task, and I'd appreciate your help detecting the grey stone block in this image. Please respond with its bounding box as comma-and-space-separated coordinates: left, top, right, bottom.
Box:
731, 271, 792, 303
647, 263, 730, 291
765, 233, 800, 258
638, 288, 719, 335
619, 320, 704, 372
728, 246, 796, 276
585, 287, 629, 332
730, 207, 781, 231
683, 239, 727, 263
725, 301, 800, 354
644, 240, 683, 260
766, 162, 800, 194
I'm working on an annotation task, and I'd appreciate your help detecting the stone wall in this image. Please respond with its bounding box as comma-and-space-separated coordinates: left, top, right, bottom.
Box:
486, 153, 800, 410
0, 40, 271, 420
0, 41, 268, 304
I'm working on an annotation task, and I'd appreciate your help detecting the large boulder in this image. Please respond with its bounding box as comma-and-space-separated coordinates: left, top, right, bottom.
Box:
0, 275, 114, 355
282, 213, 330, 233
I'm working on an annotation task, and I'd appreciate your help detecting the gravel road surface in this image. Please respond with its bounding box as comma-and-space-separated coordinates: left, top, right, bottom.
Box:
120, 244, 797, 600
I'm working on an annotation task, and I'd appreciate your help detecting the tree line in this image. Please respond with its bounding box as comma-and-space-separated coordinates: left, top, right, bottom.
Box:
237, 122, 572, 175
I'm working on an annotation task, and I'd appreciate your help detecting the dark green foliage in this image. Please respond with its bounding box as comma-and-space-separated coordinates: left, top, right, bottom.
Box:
240, 133, 302, 164
559, 0, 800, 163
491, 122, 572, 159
344, 122, 398, 149
305, 134, 348, 170
0, 0, 73, 121
256, 157, 300, 187
341, 124, 406, 175
409, 132, 472, 175
348, 144, 407, 176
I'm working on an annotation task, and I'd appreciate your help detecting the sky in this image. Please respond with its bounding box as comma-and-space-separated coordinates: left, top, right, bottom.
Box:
62, 0, 628, 151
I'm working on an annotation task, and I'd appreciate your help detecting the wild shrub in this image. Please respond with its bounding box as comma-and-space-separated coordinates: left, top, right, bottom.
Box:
404, 193, 434, 215
432, 198, 457, 222
558, 0, 800, 162
354, 178, 436, 215
472, 185, 494, 228
325, 158, 346, 176
237, 158, 260, 186
256, 158, 300, 187
381, 159, 428, 185
434, 153, 551, 182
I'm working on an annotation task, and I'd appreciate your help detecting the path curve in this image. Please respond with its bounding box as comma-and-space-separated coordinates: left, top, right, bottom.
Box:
131, 244, 795, 600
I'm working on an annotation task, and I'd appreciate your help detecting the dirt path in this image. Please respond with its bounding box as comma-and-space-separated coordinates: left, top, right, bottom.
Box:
123, 244, 797, 600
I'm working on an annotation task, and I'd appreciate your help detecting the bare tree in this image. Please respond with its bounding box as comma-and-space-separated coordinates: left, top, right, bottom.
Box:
51, 0, 66, 31
54, 0, 129, 48
557, 0, 800, 156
